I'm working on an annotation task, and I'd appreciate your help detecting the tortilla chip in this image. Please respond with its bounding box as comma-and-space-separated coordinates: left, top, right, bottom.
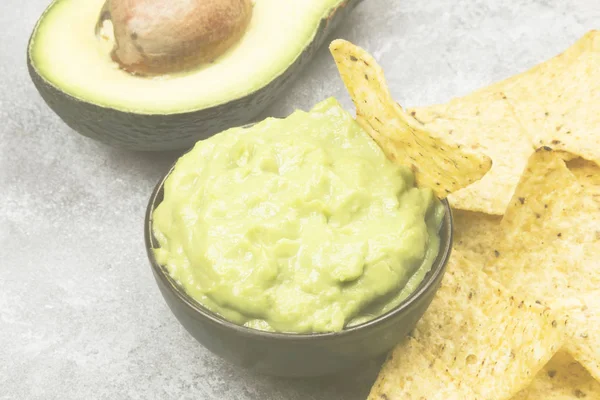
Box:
500, 31, 600, 166
411, 250, 565, 400
369, 250, 565, 400
483, 148, 600, 381
452, 209, 502, 266
329, 39, 492, 199
367, 338, 479, 400
408, 31, 600, 214
410, 91, 532, 214
512, 351, 600, 400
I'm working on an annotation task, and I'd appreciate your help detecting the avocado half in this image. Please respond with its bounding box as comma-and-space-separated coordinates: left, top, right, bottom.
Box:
27, 0, 362, 151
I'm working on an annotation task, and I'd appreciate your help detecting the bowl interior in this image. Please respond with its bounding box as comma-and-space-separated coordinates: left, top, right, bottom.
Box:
145, 158, 453, 340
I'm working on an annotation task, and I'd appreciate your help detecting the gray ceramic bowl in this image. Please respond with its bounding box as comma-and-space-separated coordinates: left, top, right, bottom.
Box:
145, 161, 453, 378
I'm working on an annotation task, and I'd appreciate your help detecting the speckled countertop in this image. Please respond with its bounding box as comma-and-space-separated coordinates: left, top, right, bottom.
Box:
1, 0, 598, 399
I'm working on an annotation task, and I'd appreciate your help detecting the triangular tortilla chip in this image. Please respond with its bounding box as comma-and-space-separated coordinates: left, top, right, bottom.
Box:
329, 39, 492, 199
409, 31, 600, 214
413, 251, 565, 399
483, 148, 600, 381
368, 250, 565, 400
512, 351, 600, 400
410, 91, 532, 214
500, 31, 600, 166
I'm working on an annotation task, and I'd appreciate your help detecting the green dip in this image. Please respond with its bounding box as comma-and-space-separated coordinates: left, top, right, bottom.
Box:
152, 97, 445, 334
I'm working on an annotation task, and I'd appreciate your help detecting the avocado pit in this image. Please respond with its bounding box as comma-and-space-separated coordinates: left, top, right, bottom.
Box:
99, 0, 253, 75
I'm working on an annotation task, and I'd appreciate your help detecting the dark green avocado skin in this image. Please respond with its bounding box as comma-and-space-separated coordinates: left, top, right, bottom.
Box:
27, 0, 363, 152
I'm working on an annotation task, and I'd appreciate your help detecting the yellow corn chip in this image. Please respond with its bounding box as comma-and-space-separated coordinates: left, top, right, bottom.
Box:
512, 351, 600, 400
413, 250, 565, 400
500, 31, 600, 166
408, 31, 600, 214
367, 338, 479, 400
484, 148, 600, 381
410, 91, 532, 214
329, 39, 492, 199
369, 250, 565, 400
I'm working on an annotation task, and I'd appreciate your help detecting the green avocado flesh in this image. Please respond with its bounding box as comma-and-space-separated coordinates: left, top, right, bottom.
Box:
152, 98, 445, 334
29, 0, 346, 114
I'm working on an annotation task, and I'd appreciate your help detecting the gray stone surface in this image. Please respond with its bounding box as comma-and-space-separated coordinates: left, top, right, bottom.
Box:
1, 0, 598, 398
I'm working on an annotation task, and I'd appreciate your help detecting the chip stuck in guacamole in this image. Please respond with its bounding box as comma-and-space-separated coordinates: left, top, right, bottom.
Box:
151, 98, 445, 334
329, 39, 492, 200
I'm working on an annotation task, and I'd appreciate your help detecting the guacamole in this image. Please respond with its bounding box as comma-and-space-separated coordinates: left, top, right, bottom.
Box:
152, 98, 445, 334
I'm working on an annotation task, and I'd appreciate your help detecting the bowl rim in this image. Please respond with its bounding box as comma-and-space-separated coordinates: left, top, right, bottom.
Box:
144, 148, 453, 342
